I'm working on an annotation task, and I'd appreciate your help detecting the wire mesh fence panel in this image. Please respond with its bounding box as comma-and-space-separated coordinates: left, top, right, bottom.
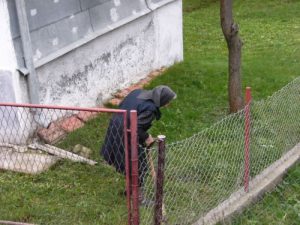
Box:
2, 77, 299, 225
230, 77, 300, 225
0, 104, 130, 225
250, 78, 300, 177
139, 77, 300, 225
140, 110, 246, 225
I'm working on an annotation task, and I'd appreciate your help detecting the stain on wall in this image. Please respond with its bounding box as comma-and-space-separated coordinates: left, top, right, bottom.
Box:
37, 15, 157, 106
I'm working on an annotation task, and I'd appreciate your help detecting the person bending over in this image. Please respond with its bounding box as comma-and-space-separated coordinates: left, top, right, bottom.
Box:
101, 85, 176, 201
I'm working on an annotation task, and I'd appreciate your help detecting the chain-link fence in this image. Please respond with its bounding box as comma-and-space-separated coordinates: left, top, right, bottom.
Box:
139, 77, 300, 225
0, 104, 134, 225
1, 77, 299, 225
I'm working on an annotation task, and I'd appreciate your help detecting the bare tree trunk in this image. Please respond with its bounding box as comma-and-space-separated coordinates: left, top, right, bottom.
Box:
220, 0, 243, 113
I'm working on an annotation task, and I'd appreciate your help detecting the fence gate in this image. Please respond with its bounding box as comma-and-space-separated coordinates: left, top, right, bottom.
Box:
0, 103, 135, 225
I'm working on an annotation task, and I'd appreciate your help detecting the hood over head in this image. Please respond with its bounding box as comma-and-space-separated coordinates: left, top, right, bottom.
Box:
137, 85, 176, 107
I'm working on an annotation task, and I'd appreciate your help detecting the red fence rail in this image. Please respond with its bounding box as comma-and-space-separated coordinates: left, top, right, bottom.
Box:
0, 102, 138, 225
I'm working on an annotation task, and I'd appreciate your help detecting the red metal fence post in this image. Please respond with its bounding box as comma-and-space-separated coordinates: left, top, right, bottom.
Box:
130, 110, 139, 225
154, 135, 166, 225
244, 87, 252, 192
124, 111, 132, 225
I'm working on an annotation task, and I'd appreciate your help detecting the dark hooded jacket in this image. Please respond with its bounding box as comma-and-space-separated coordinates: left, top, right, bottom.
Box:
101, 90, 159, 174
101, 86, 176, 185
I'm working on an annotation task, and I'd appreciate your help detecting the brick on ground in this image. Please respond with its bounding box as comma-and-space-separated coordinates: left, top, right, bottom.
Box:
59, 116, 84, 132
108, 67, 166, 106
77, 111, 99, 122
37, 122, 66, 144
113, 89, 130, 98
128, 84, 143, 91
113, 71, 159, 99
109, 98, 122, 106
139, 77, 151, 86
150, 68, 165, 78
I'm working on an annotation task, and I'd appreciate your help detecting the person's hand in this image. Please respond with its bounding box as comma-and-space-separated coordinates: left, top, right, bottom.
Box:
145, 134, 155, 147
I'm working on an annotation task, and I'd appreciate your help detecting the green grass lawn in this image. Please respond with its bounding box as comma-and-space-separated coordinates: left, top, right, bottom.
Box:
150, 0, 300, 142
0, 0, 300, 224
232, 163, 300, 225
0, 115, 128, 225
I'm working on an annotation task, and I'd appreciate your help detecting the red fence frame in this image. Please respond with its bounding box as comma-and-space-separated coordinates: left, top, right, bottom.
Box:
130, 110, 139, 225
0, 102, 135, 225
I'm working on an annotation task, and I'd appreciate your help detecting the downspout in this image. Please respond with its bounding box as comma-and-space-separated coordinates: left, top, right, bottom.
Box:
145, 0, 153, 11
15, 0, 40, 104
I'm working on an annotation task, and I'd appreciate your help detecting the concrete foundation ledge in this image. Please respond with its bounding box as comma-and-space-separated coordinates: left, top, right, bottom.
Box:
194, 143, 300, 225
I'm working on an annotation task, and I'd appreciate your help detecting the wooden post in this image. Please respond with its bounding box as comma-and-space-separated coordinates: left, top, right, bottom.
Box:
154, 135, 166, 225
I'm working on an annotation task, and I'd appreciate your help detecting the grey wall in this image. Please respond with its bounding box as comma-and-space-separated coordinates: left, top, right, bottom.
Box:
4, 0, 182, 107
3, 0, 182, 107
0, 70, 16, 102
34, 0, 183, 107
8, 0, 172, 68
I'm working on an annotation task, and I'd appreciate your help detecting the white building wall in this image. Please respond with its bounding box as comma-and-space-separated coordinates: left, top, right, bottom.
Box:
0, 0, 32, 144
1, 0, 183, 107
154, 0, 183, 68
0, 0, 18, 103
35, 0, 183, 107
